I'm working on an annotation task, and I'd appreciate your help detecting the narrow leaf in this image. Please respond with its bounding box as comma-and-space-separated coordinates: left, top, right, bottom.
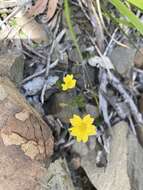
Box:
47, 0, 58, 21
110, 0, 143, 35
127, 0, 143, 11
29, 0, 48, 16
64, 0, 83, 62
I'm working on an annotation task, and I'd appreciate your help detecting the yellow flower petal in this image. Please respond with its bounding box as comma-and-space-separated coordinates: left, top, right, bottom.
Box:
83, 114, 94, 125
69, 79, 76, 89
69, 126, 78, 135
63, 74, 73, 83
87, 125, 96, 135
62, 74, 76, 91
69, 114, 96, 143
82, 135, 88, 143
62, 84, 68, 91
67, 74, 73, 79
69, 115, 82, 127
76, 136, 82, 142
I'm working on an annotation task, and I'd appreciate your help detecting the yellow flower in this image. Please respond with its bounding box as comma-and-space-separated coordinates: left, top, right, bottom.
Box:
62, 74, 76, 91
69, 114, 96, 143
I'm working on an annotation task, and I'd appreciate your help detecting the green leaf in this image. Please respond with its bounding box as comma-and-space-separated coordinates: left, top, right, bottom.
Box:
127, 0, 143, 10
110, 0, 143, 35
9, 18, 17, 28
70, 95, 85, 109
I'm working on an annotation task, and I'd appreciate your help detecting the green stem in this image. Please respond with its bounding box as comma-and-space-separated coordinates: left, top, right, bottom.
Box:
64, 0, 83, 62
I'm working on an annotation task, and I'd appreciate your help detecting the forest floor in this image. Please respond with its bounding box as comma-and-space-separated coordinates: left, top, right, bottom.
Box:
1, 0, 143, 190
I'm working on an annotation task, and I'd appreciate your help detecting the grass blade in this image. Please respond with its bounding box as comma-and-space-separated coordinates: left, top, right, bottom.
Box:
110, 0, 143, 35
127, 0, 143, 11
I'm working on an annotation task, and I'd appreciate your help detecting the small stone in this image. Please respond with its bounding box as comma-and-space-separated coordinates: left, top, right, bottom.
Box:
110, 46, 136, 76
72, 142, 89, 157
48, 92, 80, 124
134, 48, 143, 69
85, 104, 99, 118
45, 158, 75, 190
71, 156, 81, 170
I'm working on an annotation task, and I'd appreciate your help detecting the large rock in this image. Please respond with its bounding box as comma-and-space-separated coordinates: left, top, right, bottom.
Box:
0, 77, 53, 161
0, 77, 54, 189
44, 158, 75, 190
0, 52, 24, 85
80, 121, 143, 190
0, 137, 47, 190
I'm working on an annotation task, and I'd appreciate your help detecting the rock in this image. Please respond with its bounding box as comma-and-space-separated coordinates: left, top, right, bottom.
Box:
0, 77, 54, 190
72, 142, 89, 157
70, 156, 81, 170
23, 75, 59, 96
43, 158, 75, 190
134, 48, 143, 69
0, 52, 24, 85
0, 77, 53, 161
109, 46, 136, 76
80, 121, 143, 190
85, 104, 99, 118
72, 136, 96, 157
0, 137, 48, 190
48, 92, 80, 124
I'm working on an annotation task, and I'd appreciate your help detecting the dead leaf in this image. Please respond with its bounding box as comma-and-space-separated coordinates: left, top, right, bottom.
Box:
47, 0, 58, 21
29, 0, 48, 16
16, 14, 49, 43
88, 56, 114, 70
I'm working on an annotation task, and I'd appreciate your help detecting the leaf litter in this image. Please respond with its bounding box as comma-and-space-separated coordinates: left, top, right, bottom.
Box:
1, 0, 143, 189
